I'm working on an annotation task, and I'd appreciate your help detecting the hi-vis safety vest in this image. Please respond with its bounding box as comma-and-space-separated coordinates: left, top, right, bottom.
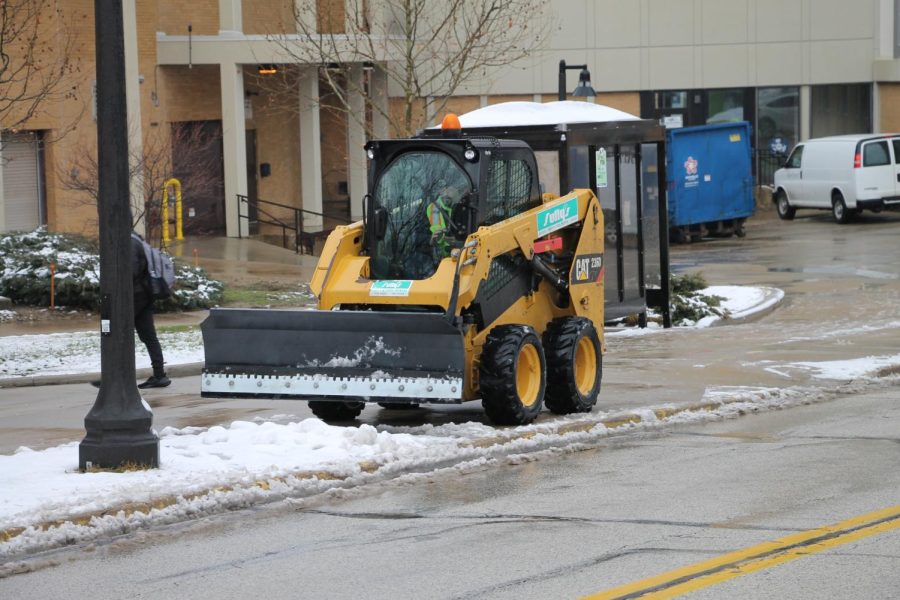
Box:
427, 198, 448, 235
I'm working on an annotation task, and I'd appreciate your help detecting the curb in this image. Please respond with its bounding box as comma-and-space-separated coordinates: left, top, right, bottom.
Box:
0, 395, 748, 547
711, 287, 785, 327
0, 362, 205, 389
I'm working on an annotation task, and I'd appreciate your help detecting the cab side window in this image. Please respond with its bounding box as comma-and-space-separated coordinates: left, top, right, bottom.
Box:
892, 140, 900, 165
483, 158, 536, 225
863, 141, 890, 167
786, 145, 803, 168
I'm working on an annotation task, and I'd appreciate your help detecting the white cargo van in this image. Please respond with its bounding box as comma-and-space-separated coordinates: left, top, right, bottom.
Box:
773, 134, 900, 223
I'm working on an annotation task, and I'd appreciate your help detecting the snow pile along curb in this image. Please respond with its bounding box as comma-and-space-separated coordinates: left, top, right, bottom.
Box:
0, 382, 843, 560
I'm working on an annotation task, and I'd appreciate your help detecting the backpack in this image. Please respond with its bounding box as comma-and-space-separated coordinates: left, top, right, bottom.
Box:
132, 233, 176, 300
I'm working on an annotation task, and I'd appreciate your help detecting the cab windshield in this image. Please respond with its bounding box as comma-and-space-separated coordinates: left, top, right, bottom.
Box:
370, 151, 471, 280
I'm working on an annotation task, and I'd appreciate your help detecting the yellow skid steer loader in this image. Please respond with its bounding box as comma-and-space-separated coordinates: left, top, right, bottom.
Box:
201, 119, 606, 425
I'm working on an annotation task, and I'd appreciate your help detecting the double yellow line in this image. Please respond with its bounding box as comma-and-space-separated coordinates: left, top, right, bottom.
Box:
584, 504, 900, 599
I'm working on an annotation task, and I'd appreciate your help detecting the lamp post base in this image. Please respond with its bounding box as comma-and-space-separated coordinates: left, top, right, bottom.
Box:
79, 429, 159, 471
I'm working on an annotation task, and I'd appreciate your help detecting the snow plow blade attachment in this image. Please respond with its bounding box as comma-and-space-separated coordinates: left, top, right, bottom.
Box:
200, 308, 465, 402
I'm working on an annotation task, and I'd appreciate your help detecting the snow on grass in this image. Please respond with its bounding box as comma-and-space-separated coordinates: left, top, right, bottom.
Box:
695, 286, 783, 327
606, 286, 782, 336
0, 329, 204, 378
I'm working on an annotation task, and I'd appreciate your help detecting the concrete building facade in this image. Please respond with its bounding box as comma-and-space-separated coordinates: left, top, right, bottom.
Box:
2, 0, 899, 240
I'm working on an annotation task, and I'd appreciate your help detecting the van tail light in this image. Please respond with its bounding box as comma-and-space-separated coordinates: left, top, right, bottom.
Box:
854, 152, 861, 168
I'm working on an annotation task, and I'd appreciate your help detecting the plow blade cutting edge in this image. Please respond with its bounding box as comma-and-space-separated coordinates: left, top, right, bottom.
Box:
200, 308, 466, 402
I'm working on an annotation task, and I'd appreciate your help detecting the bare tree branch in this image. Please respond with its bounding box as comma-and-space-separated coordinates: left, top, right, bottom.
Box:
264, 0, 553, 137
60, 124, 223, 246
0, 0, 80, 136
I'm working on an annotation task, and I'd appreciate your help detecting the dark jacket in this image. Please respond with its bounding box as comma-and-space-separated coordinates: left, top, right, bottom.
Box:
131, 234, 150, 297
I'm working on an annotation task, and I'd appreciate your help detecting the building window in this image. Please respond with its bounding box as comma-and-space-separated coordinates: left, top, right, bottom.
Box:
757, 87, 799, 151
706, 89, 746, 124
811, 84, 872, 138
658, 91, 687, 109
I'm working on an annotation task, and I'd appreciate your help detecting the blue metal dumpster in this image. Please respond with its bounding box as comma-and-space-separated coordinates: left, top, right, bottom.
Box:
666, 122, 755, 242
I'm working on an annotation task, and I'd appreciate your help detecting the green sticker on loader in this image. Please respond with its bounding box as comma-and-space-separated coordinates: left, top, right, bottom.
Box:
536, 196, 579, 237
370, 280, 413, 297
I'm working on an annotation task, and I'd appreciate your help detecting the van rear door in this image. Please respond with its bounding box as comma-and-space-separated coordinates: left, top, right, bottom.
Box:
858, 140, 893, 202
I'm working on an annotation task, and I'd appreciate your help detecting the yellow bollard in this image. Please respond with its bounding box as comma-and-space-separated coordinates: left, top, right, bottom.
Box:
162, 178, 183, 244
161, 189, 170, 247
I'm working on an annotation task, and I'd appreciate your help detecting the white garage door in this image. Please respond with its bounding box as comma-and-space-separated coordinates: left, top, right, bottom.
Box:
2, 132, 45, 232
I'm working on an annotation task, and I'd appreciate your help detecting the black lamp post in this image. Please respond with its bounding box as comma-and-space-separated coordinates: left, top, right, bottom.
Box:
79, 0, 159, 470
558, 60, 597, 101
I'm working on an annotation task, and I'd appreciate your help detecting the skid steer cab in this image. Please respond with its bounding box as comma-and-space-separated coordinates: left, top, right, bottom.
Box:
201, 122, 607, 425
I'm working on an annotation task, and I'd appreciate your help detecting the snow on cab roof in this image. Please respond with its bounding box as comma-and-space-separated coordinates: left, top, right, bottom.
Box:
432, 101, 640, 129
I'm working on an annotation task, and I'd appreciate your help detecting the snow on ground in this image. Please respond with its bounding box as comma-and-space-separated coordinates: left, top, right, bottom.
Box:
696, 285, 783, 326
0, 383, 852, 559
763, 354, 900, 381
0, 329, 203, 378
0, 286, 777, 380
3, 283, 900, 559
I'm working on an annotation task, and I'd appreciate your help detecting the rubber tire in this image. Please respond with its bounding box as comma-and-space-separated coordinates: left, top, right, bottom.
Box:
543, 317, 602, 415
377, 402, 421, 410
308, 400, 364, 421
775, 190, 795, 220
479, 325, 546, 425
832, 192, 851, 224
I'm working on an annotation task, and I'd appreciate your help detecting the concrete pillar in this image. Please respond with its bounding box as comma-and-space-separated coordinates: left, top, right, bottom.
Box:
370, 65, 389, 139
800, 85, 811, 141
123, 0, 145, 237
219, 0, 242, 33
220, 63, 248, 237
299, 66, 324, 231
347, 65, 367, 222
873, 82, 882, 133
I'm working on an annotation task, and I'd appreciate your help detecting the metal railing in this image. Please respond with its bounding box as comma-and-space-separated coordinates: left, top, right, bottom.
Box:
755, 149, 787, 187
237, 195, 352, 254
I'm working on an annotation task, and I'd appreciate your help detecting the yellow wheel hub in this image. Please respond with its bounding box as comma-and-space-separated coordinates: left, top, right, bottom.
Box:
574, 336, 597, 395
516, 344, 541, 407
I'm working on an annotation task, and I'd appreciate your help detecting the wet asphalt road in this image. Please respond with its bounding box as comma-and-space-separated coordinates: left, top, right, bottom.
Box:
2, 208, 900, 598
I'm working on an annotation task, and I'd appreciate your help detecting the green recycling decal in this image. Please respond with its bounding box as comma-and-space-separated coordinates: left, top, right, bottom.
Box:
536, 197, 579, 237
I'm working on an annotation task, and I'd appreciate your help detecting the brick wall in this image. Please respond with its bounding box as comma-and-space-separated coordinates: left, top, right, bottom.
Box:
244, 0, 296, 35
880, 84, 900, 133
157, 0, 218, 35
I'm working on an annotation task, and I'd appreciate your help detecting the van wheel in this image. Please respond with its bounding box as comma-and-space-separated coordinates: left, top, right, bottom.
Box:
775, 191, 795, 220
832, 192, 851, 224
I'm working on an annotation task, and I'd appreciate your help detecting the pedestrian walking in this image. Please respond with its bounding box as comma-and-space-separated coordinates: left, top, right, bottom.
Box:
131, 232, 170, 388
91, 232, 171, 389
